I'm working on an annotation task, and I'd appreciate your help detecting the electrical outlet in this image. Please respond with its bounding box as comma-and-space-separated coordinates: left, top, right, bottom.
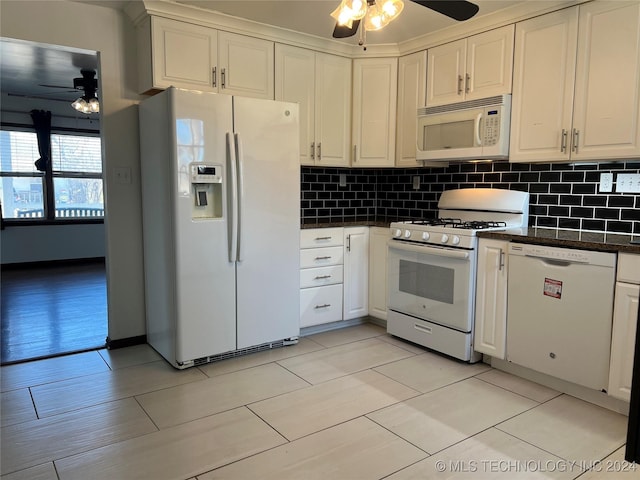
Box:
615, 173, 640, 193
599, 173, 613, 193
114, 167, 131, 184
339, 173, 347, 187
412, 176, 421, 190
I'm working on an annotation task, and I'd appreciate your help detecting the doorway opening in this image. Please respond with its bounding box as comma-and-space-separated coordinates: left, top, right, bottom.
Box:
0, 38, 108, 365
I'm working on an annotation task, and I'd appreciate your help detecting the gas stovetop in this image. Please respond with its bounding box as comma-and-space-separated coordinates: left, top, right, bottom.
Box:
401, 218, 509, 230
389, 188, 530, 249
390, 219, 513, 249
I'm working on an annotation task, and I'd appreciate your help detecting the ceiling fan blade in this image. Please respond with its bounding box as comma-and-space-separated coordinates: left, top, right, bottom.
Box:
38, 84, 77, 90
332, 19, 361, 38
411, 0, 479, 21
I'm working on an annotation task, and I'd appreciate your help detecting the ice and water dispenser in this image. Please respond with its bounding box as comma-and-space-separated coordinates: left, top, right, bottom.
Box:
190, 163, 222, 219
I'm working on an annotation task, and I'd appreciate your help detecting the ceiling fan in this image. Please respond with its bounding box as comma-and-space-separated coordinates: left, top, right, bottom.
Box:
39, 69, 99, 113
332, 0, 480, 39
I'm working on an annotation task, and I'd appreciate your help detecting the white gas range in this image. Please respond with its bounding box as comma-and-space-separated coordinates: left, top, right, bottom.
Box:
387, 188, 530, 362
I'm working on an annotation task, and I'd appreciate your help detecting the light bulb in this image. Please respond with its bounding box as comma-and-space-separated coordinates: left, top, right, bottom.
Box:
88, 98, 100, 113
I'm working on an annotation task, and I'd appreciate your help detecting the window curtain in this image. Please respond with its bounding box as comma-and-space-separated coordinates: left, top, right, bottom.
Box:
31, 110, 52, 172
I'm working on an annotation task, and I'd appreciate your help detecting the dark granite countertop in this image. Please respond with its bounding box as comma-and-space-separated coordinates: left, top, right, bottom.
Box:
478, 227, 640, 254
301, 219, 393, 229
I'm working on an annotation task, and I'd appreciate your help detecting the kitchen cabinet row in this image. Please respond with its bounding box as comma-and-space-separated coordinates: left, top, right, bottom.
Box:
135, 1, 640, 167
474, 237, 640, 403
299, 226, 390, 329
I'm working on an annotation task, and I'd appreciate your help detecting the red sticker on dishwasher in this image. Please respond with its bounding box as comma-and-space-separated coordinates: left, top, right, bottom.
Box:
544, 278, 562, 299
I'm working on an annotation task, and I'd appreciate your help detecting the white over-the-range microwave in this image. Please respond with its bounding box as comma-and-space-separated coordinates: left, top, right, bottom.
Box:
416, 94, 511, 162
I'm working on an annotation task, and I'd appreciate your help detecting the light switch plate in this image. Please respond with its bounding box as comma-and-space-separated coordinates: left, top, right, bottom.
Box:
615, 173, 640, 193
599, 173, 613, 193
339, 173, 347, 187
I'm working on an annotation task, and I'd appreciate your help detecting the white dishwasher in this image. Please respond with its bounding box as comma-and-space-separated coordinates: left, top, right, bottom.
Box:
506, 243, 616, 391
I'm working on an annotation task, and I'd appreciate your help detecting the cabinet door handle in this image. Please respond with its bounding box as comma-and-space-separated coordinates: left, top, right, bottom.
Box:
314, 275, 332, 280
212, 67, 217, 88
498, 249, 505, 271
310, 142, 315, 160
346, 234, 351, 252
353, 144, 357, 162
457, 75, 463, 95
315, 304, 331, 309
560, 129, 568, 153
572, 128, 579, 154
314, 256, 332, 260
465, 73, 470, 94
317, 142, 322, 161
221, 68, 226, 89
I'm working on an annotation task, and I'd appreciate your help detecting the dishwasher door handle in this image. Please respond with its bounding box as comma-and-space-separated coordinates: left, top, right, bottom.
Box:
525, 255, 572, 267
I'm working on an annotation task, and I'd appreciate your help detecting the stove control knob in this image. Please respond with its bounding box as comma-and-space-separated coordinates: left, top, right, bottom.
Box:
421, 232, 430, 241
404, 230, 412, 239
451, 235, 460, 245
441, 234, 449, 243
392, 228, 402, 238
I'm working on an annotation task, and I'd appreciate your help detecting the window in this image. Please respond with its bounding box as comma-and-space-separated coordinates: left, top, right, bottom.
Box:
0, 129, 103, 221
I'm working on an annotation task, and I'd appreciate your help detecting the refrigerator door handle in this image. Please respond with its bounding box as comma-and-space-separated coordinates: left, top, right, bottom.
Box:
226, 132, 238, 263
234, 132, 245, 262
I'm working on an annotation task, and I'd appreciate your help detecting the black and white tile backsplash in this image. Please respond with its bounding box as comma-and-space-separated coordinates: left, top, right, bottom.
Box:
301, 160, 640, 235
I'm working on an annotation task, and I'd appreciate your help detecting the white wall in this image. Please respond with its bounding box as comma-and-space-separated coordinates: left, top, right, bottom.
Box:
0, 0, 146, 341
1, 224, 106, 264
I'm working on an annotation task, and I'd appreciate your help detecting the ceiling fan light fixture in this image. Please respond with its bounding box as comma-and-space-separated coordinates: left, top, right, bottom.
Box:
88, 97, 100, 113
380, 0, 403, 22
70, 69, 99, 114
364, 2, 389, 31
72, 97, 88, 113
331, 0, 366, 26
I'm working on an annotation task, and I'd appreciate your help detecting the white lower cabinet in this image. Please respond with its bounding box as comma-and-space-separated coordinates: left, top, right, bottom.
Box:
299, 228, 344, 328
368, 227, 390, 320
608, 253, 640, 402
343, 227, 369, 320
473, 238, 509, 359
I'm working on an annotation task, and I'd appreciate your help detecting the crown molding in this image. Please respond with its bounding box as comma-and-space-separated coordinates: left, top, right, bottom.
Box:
398, 0, 585, 55
125, 0, 588, 59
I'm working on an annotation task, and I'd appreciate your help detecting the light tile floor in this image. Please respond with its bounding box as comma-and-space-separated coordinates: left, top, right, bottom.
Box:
1, 323, 638, 480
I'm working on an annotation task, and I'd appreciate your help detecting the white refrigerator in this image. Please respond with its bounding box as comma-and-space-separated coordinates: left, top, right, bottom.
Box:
138, 87, 300, 369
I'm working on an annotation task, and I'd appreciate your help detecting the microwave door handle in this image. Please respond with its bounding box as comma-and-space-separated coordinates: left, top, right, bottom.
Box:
475, 112, 483, 146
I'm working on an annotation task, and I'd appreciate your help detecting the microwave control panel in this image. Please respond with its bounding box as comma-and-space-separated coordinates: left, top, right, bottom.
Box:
482, 108, 501, 146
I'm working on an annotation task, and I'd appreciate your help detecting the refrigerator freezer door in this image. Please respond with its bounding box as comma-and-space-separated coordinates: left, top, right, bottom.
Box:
171, 89, 237, 363
232, 97, 300, 348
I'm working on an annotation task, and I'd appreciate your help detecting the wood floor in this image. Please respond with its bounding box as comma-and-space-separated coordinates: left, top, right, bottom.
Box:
1, 260, 107, 365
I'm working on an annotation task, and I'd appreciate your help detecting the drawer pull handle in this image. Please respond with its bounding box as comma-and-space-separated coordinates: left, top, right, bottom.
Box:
314, 275, 332, 280
315, 256, 332, 260
414, 323, 432, 334
315, 304, 331, 309
315, 236, 332, 241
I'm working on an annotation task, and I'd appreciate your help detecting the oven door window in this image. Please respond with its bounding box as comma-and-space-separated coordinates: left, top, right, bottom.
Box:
388, 244, 475, 332
399, 260, 454, 304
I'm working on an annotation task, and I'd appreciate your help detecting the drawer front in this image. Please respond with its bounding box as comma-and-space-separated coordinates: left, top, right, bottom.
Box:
300, 284, 343, 328
618, 253, 640, 284
300, 228, 344, 249
300, 246, 344, 268
300, 265, 343, 288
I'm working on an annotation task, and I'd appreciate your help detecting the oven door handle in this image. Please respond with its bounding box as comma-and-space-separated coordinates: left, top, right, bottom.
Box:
388, 240, 470, 259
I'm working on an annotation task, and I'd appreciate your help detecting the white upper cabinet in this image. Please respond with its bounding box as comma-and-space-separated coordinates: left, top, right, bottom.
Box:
572, 1, 640, 161
427, 25, 514, 106
138, 16, 274, 99
396, 51, 427, 167
352, 57, 398, 167
217, 31, 274, 99
510, 2, 640, 162
275, 45, 351, 167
